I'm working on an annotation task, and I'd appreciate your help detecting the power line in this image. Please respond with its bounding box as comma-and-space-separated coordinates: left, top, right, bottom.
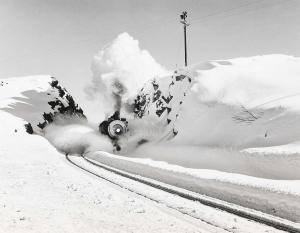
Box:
190, 0, 264, 24
0, 0, 296, 67
191, 0, 293, 25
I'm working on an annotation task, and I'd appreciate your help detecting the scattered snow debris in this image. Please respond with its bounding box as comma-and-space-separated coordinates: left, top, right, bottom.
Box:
131, 70, 192, 143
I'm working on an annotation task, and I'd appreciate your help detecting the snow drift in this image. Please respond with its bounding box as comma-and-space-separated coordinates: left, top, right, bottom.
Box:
174, 54, 300, 148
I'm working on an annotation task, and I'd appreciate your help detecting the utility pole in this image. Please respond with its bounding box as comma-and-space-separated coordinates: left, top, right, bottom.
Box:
180, 11, 189, 67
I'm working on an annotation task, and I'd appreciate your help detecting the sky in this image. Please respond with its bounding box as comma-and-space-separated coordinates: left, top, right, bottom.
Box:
0, 0, 300, 117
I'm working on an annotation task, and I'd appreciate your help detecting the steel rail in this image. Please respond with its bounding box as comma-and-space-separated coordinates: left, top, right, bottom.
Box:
66, 154, 300, 233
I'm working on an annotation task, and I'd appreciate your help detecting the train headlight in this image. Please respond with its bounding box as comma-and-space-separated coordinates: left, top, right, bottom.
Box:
108, 120, 127, 138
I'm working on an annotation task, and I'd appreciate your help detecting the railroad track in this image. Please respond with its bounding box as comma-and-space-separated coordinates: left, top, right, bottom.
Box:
66, 154, 300, 233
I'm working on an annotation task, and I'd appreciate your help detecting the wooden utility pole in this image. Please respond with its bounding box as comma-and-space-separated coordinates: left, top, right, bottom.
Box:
180, 11, 189, 67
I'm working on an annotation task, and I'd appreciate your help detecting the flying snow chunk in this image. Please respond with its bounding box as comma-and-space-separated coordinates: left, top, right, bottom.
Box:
126, 54, 300, 151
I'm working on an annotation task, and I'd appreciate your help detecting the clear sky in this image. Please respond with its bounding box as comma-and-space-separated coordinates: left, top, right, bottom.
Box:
0, 0, 299, 109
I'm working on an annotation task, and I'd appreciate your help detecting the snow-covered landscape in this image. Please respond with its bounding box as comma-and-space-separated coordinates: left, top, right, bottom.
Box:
1, 1, 300, 232
1, 44, 300, 231
3, 74, 298, 233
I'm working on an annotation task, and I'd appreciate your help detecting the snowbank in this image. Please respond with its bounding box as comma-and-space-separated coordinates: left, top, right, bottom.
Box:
174, 55, 300, 148
132, 143, 300, 180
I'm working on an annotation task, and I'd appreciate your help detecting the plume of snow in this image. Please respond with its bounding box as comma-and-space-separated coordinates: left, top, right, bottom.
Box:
44, 115, 113, 155
85, 32, 170, 114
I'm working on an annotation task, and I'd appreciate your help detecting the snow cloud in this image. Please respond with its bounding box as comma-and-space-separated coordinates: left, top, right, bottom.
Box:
85, 32, 169, 114
44, 115, 113, 155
